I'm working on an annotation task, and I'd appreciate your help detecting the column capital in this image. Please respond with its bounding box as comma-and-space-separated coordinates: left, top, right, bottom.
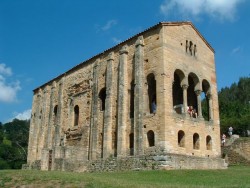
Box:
51, 81, 56, 89
43, 88, 49, 94
195, 90, 202, 96
181, 84, 189, 90
119, 45, 128, 55
37, 92, 42, 98
135, 36, 145, 47
108, 51, 114, 61
94, 58, 100, 68
206, 91, 212, 99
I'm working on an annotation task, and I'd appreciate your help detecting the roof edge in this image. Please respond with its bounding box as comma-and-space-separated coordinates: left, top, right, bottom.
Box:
33, 21, 214, 92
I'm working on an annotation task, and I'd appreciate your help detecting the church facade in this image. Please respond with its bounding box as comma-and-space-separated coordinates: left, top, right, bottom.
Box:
25, 22, 226, 172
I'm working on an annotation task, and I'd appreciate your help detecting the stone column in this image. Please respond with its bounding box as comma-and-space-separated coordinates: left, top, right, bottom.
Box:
103, 52, 114, 159
181, 84, 188, 114
27, 91, 41, 163
39, 86, 50, 161
207, 91, 213, 120
54, 77, 64, 146
89, 59, 99, 160
46, 82, 56, 149
134, 36, 145, 156
35, 89, 43, 160
67, 96, 73, 129
117, 45, 129, 157
195, 90, 202, 118
36, 88, 49, 160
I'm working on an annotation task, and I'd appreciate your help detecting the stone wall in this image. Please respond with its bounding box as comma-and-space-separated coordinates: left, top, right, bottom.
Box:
52, 153, 226, 172
25, 22, 224, 172
50, 153, 226, 172
222, 138, 250, 166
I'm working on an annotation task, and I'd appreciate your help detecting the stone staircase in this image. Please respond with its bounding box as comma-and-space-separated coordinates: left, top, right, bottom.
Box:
221, 136, 250, 166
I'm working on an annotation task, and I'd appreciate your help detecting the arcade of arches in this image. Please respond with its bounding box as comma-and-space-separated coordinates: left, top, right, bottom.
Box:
173, 69, 213, 121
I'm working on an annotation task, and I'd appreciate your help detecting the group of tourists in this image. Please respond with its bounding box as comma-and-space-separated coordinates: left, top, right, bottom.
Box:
187, 105, 198, 118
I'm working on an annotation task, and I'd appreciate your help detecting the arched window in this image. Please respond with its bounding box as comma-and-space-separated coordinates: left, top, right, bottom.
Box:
129, 133, 134, 155
74, 105, 79, 126
202, 80, 211, 121
206, 135, 212, 150
53, 105, 58, 125
187, 73, 199, 116
173, 70, 185, 114
99, 88, 106, 111
130, 80, 135, 118
178, 130, 185, 147
193, 133, 200, 150
147, 74, 156, 114
147, 130, 155, 147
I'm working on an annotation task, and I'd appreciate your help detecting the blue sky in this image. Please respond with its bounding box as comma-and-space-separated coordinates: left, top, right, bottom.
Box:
0, 0, 249, 123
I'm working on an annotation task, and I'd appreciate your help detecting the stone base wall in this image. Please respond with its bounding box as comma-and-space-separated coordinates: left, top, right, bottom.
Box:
24, 154, 227, 172
167, 154, 227, 169
230, 138, 250, 159
87, 154, 227, 172
23, 160, 41, 170
222, 138, 250, 166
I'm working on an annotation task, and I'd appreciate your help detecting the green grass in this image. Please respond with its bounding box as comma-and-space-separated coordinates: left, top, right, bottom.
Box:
0, 166, 249, 188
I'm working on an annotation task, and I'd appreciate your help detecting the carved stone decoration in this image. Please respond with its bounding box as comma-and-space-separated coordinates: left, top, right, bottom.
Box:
67, 79, 91, 96
63, 126, 84, 145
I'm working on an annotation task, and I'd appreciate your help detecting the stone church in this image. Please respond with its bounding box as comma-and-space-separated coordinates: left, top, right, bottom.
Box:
25, 22, 227, 172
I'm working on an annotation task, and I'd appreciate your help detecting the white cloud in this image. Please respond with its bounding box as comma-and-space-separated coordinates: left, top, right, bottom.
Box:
112, 37, 122, 44
0, 63, 21, 103
13, 109, 32, 121
5, 109, 32, 123
101, 20, 117, 31
231, 46, 241, 54
160, 0, 245, 21
0, 63, 12, 76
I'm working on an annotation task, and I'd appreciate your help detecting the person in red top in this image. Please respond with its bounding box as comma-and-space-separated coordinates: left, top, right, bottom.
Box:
187, 106, 193, 117
187, 106, 197, 118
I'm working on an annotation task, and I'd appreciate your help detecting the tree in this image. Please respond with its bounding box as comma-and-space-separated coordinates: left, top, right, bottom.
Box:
218, 77, 250, 136
0, 119, 30, 169
0, 122, 3, 144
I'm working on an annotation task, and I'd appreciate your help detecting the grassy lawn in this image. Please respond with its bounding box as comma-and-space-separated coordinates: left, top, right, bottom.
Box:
0, 165, 249, 188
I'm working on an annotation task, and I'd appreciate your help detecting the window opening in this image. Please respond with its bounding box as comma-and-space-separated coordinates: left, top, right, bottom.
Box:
53, 105, 58, 125
173, 70, 185, 114
178, 130, 185, 147
187, 74, 198, 116
202, 80, 211, 121
147, 74, 157, 114
99, 88, 106, 111
193, 133, 200, 150
206, 135, 212, 150
147, 130, 155, 147
74, 105, 79, 126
